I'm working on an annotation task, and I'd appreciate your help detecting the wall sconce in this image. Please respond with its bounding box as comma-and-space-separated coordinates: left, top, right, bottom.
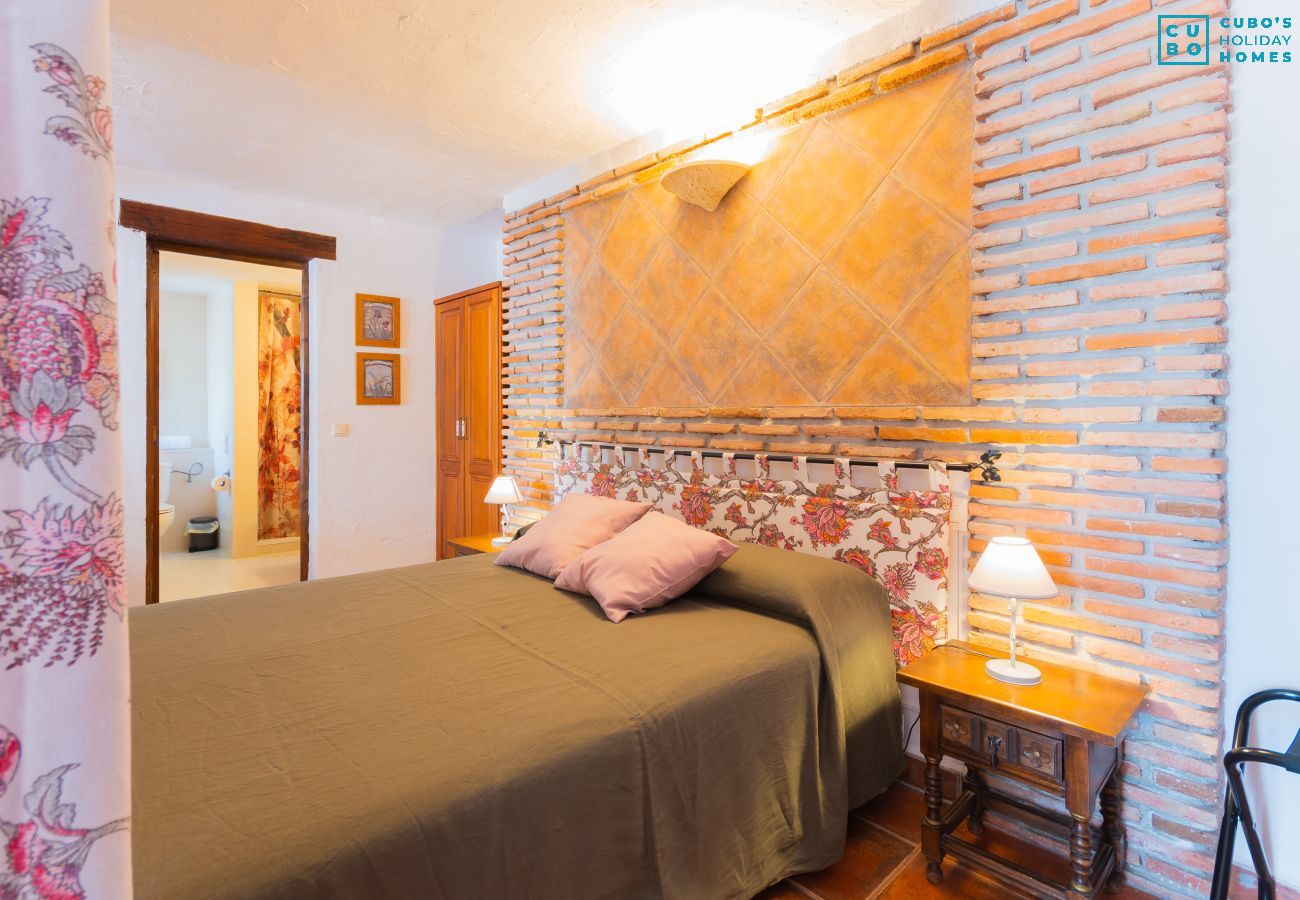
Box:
978, 449, 1002, 482
661, 159, 751, 212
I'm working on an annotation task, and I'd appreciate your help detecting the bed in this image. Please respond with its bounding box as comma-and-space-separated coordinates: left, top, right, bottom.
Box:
131, 541, 904, 900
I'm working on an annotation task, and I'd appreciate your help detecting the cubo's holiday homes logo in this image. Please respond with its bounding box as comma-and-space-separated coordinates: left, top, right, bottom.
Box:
1159, 15, 1294, 65
1159, 15, 1210, 64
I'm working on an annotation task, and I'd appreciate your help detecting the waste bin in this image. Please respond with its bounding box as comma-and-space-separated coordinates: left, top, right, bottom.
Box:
187, 516, 219, 553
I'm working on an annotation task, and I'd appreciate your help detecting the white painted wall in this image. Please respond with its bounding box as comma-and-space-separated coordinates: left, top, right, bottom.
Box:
206, 282, 235, 539
158, 447, 216, 554
1224, 9, 1300, 887
116, 166, 501, 605
158, 290, 210, 446
230, 280, 260, 559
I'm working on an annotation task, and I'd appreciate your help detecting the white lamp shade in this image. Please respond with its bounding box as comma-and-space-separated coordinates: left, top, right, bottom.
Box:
483, 476, 522, 505
968, 536, 1057, 600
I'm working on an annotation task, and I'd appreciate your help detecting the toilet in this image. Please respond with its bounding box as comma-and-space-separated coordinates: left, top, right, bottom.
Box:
159, 461, 176, 535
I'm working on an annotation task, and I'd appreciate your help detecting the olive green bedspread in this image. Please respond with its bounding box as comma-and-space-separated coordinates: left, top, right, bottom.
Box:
130, 542, 902, 900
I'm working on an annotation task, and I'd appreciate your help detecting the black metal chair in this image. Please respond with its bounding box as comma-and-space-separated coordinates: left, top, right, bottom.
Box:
1210, 688, 1300, 900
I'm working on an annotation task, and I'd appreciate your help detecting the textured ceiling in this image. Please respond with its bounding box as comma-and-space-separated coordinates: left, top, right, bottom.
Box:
110, 0, 992, 225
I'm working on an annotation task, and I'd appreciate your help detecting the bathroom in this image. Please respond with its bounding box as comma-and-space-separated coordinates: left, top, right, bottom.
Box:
158, 252, 303, 602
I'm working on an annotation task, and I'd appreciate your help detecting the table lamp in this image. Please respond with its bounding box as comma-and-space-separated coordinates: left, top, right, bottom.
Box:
483, 476, 523, 546
968, 536, 1057, 685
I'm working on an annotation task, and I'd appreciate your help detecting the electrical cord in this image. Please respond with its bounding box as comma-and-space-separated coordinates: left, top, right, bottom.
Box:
935, 641, 994, 659
902, 643, 994, 751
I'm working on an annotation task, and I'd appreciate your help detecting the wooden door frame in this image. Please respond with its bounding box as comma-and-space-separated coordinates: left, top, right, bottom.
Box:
433, 281, 502, 559
119, 200, 337, 605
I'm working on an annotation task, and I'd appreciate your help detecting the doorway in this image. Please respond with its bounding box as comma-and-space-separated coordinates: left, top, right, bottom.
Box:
156, 253, 303, 602
119, 201, 337, 605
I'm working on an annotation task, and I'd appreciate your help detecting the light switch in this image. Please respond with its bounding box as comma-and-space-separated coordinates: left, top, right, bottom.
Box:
333, 424, 350, 437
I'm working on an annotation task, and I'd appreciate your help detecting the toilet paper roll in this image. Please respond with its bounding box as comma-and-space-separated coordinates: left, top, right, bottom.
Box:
210, 475, 231, 492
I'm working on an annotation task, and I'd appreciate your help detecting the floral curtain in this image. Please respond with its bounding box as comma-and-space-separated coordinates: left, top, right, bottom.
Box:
0, 3, 131, 897
556, 449, 953, 665
257, 290, 301, 540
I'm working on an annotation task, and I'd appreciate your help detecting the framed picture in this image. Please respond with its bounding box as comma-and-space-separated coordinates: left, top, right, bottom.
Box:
356, 294, 400, 347
356, 352, 400, 405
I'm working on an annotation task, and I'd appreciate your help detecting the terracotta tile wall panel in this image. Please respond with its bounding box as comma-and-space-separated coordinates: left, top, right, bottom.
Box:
499, 0, 1229, 895
562, 66, 974, 409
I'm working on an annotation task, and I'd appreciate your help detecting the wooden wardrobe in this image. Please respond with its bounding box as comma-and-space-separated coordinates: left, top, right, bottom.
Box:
435, 282, 503, 559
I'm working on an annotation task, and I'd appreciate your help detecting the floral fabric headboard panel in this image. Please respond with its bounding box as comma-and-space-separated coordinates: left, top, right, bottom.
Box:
554, 445, 968, 665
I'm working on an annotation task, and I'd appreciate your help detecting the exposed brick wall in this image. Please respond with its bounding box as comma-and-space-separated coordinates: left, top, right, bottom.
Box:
500, 1, 1229, 895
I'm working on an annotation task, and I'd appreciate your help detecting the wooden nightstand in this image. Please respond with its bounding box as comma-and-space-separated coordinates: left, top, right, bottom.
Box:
446, 533, 505, 556
897, 642, 1146, 898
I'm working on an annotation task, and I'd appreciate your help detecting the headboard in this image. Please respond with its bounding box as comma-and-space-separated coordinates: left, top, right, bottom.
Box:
554, 444, 969, 664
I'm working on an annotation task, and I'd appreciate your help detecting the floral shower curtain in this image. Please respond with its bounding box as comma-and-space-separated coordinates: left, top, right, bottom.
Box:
257, 290, 301, 540
0, 2, 131, 897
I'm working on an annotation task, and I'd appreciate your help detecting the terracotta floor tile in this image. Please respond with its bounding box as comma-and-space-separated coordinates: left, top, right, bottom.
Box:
753, 777, 1158, 900
753, 882, 814, 900
852, 782, 926, 845
954, 817, 1071, 882
874, 854, 1006, 900
788, 816, 914, 900
944, 817, 1152, 898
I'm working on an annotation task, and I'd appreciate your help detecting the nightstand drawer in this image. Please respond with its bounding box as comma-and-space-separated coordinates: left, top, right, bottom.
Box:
938, 704, 1063, 782
1011, 727, 1062, 780
939, 705, 977, 750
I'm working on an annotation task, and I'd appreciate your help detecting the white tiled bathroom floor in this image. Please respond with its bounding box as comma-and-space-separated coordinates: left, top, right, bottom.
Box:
159, 546, 300, 603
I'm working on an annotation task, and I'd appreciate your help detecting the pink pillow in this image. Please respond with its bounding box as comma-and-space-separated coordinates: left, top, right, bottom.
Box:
554, 512, 738, 623
494, 493, 652, 579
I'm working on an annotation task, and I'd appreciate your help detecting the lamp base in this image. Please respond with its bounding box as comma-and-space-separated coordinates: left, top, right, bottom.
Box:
986, 657, 1042, 686
491, 536, 512, 546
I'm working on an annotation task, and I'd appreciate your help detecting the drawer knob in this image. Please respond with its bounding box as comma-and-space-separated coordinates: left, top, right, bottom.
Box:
1023, 748, 1044, 767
